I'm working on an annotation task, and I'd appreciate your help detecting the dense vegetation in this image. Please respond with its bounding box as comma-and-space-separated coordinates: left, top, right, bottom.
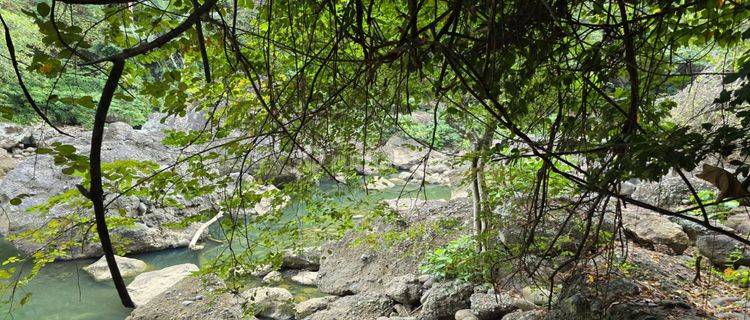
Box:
0, 0, 749, 317
0, 1, 151, 125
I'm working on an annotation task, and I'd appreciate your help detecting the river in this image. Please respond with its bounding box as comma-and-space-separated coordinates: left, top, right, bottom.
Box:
0, 182, 452, 320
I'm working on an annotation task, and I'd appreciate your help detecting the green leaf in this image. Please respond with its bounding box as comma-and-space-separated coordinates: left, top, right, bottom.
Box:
19, 292, 32, 306
37, 3, 50, 17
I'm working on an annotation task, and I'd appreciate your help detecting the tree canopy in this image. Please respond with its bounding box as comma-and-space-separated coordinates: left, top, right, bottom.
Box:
0, 0, 749, 310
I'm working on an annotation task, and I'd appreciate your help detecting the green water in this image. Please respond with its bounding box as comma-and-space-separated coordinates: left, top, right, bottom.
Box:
0, 182, 452, 320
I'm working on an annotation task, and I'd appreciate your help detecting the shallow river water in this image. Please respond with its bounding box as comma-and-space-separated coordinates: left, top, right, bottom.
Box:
0, 182, 451, 320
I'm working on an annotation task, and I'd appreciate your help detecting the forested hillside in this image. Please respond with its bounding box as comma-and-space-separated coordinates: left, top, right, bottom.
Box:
0, 1, 150, 125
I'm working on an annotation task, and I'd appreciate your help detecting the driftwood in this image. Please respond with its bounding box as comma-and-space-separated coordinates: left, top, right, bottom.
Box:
188, 211, 223, 250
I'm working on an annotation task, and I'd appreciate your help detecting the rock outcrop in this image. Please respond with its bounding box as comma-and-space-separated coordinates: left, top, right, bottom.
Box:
317, 198, 470, 296
0, 120, 210, 259
82, 255, 147, 281
621, 209, 691, 254
127, 263, 199, 306
696, 234, 750, 267
418, 280, 473, 320
294, 296, 338, 319
126, 275, 243, 319
631, 175, 711, 209
306, 293, 395, 320
0, 123, 35, 150
241, 287, 295, 320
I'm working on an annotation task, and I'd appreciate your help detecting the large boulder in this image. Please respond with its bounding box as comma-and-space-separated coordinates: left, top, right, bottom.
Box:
380, 136, 425, 170
141, 111, 208, 136
553, 277, 641, 320
82, 255, 147, 281
262, 271, 283, 284
469, 291, 523, 319
317, 199, 470, 296
418, 280, 473, 320
725, 208, 750, 236
0, 123, 34, 150
696, 234, 750, 267
631, 175, 712, 209
289, 270, 318, 286
384, 274, 422, 306
241, 287, 295, 320
306, 293, 395, 320
127, 263, 199, 306
621, 209, 690, 254
666, 216, 728, 242
282, 247, 321, 270
455, 309, 479, 320
294, 296, 338, 319
126, 275, 243, 320
0, 121, 210, 259
501, 310, 544, 320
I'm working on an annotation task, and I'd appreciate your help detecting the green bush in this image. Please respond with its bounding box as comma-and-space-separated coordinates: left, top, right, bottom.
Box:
0, 4, 151, 126
400, 113, 462, 149
420, 235, 482, 281
689, 189, 740, 221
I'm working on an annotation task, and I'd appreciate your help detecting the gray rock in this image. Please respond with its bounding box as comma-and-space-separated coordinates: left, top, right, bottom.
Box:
419, 280, 473, 320
501, 310, 544, 320
282, 247, 321, 270
290, 270, 318, 286
307, 294, 395, 320
0, 123, 34, 150
520, 286, 550, 307
621, 209, 690, 254
126, 275, 243, 320
385, 274, 422, 306
454, 309, 478, 320
318, 199, 470, 296
469, 292, 519, 319
241, 287, 295, 320
0, 120, 210, 259
250, 264, 274, 277
667, 216, 728, 242
696, 234, 750, 266
263, 271, 283, 284
294, 296, 338, 319
725, 208, 750, 235
82, 255, 147, 281
380, 135, 425, 170
127, 263, 199, 306
619, 181, 637, 196
631, 175, 712, 209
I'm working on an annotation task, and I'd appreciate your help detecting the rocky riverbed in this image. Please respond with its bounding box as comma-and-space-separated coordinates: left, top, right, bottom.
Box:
2, 116, 750, 319
114, 195, 750, 320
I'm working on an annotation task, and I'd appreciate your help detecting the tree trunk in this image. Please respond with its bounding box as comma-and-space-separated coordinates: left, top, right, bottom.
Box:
471, 120, 497, 251
89, 59, 135, 308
